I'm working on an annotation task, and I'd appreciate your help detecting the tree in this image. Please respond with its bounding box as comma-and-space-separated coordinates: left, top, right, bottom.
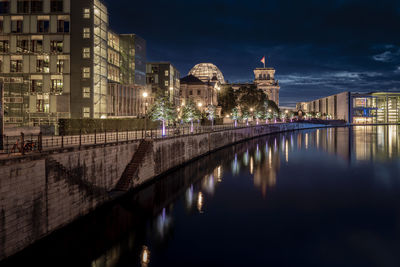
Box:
236, 84, 267, 112
206, 105, 216, 128
254, 110, 264, 125
241, 107, 251, 126
182, 101, 201, 133
231, 107, 240, 127
149, 96, 177, 136
218, 85, 237, 116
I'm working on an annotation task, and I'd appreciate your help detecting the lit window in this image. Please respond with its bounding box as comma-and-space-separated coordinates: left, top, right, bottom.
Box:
51, 79, 63, 94
83, 28, 90, 38
82, 67, 90, 78
165, 81, 169, 86
83, 107, 90, 118
83, 47, 90, 58
165, 70, 169, 76
83, 87, 90, 98
83, 8, 90, 19
10, 60, 23, 72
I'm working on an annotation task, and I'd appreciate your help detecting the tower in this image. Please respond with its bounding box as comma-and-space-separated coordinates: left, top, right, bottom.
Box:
254, 68, 280, 106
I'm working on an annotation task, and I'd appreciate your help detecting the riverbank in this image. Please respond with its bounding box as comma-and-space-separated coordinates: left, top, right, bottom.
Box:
0, 122, 328, 261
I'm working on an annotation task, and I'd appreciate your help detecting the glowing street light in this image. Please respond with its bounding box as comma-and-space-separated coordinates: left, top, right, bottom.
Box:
141, 246, 150, 267
198, 102, 203, 108
142, 92, 149, 136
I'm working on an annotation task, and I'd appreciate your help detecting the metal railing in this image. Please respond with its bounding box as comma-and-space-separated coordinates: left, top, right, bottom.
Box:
0, 122, 286, 156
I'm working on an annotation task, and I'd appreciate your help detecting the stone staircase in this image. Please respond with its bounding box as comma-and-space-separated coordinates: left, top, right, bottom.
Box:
113, 140, 153, 192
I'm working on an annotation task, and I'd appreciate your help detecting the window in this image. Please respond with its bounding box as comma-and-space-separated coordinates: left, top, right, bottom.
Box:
83, 28, 90, 38
50, 41, 63, 53
83, 87, 90, 98
16, 39, 29, 53
10, 60, 23, 72
31, 1, 43, 13
83, 8, 90, 19
17, 1, 30, 13
57, 59, 64, 73
165, 81, 169, 86
189, 90, 193, 96
0, 59, 2, 72
36, 94, 49, 113
83, 107, 90, 118
31, 80, 43, 93
36, 58, 49, 73
165, 70, 169, 76
0, 40, 9, 53
51, 79, 63, 94
82, 67, 90, 78
57, 20, 69, 33
37, 19, 49, 33
11, 20, 23, 33
0, 20, 3, 33
82, 47, 90, 58
197, 90, 201, 95
31, 40, 43, 52
51, 0, 63, 12
0, 1, 10, 14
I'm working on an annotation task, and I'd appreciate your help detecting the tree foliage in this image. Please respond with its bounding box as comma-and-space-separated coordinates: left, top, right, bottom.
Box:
149, 96, 177, 123
231, 107, 240, 121
206, 105, 216, 121
236, 84, 267, 111
182, 100, 201, 123
218, 85, 237, 115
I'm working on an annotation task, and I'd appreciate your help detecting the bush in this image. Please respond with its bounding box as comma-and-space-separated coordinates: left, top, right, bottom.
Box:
59, 118, 160, 135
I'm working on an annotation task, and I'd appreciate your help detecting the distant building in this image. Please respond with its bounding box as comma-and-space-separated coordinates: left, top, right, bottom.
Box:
297, 91, 400, 124
254, 68, 280, 106
146, 62, 180, 107
189, 63, 225, 84
180, 74, 219, 112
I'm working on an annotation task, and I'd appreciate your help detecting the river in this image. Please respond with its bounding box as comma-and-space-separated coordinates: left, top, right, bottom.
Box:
2, 125, 400, 267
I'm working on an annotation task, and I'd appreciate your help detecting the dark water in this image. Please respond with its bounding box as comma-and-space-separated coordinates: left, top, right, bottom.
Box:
2, 126, 400, 267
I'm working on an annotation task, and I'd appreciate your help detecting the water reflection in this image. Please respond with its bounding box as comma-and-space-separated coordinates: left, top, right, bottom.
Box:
3, 126, 400, 267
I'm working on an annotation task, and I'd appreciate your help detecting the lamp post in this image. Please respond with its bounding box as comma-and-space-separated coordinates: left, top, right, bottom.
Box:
143, 92, 148, 138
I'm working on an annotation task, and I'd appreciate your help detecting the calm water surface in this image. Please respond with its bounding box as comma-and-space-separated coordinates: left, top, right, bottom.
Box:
3, 126, 400, 267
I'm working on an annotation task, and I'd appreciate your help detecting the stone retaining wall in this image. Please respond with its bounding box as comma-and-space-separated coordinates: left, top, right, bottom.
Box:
0, 123, 326, 260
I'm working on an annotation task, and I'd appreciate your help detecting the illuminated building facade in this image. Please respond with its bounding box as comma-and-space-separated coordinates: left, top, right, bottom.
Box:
297, 92, 400, 124
254, 68, 280, 106
0, 0, 146, 126
188, 63, 225, 84
179, 75, 219, 112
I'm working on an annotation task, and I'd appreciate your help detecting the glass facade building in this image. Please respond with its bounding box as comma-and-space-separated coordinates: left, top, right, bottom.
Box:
188, 63, 225, 84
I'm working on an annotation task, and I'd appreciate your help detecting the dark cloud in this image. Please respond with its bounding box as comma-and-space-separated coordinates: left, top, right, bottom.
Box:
104, 0, 400, 106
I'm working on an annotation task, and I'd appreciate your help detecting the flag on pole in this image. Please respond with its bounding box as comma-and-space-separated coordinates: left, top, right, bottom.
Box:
260, 56, 266, 68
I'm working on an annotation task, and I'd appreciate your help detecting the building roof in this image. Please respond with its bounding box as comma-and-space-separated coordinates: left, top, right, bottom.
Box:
180, 75, 205, 85
188, 63, 226, 84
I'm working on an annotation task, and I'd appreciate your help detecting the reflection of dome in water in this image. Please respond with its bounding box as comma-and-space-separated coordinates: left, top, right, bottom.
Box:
188, 63, 225, 84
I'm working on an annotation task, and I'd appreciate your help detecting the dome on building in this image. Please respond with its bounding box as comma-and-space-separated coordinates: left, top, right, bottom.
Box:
188, 63, 226, 84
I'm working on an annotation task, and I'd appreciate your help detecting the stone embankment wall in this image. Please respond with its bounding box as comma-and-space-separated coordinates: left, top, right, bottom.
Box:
0, 123, 326, 260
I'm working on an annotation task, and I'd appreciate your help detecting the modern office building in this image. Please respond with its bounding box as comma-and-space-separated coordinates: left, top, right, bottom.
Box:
107, 32, 146, 117
297, 92, 400, 124
146, 62, 180, 107
0, 0, 146, 127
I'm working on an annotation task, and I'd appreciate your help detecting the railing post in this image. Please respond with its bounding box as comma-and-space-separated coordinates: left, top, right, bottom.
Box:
21, 132, 25, 155
38, 132, 42, 152
79, 129, 82, 149
6, 135, 9, 154
94, 129, 97, 145
104, 129, 107, 144
126, 129, 129, 142
116, 129, 118, 144
61, 134, 64, 148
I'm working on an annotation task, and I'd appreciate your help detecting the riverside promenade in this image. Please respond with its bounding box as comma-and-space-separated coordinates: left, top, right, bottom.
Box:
0, 122, 328, 260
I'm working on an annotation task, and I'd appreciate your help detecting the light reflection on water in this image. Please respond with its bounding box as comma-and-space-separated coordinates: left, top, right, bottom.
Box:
3, 126, 400, 267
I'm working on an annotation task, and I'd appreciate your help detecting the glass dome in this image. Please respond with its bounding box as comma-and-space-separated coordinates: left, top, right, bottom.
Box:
188, 63, 225, 84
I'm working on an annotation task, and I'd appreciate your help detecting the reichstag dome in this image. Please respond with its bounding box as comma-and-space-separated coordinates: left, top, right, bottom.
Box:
188, 63, 226, 84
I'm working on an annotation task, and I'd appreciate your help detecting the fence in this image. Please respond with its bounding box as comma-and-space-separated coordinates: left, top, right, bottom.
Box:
1, 122, 277, 156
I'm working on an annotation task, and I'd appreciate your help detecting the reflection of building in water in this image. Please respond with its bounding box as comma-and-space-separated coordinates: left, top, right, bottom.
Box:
253, 141, 281, 197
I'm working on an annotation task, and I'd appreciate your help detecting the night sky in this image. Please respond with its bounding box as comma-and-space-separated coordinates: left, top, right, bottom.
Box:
104, 0, 400, 107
